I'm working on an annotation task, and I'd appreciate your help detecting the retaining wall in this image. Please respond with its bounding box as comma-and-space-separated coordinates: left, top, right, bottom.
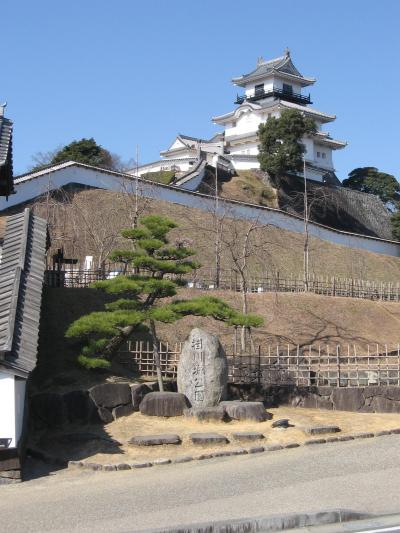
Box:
228, 383, 400, 413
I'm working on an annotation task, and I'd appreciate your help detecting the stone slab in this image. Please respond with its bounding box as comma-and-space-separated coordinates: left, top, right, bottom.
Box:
173, 456, 194, 463
232, 432, 264, 441
190, 433, 229, 445
184, 406, 228, 422
248, 446, 265, 454
220, 401, 271, 422
305, 425, 341, 435
129, 434, 181, 446
265, 445, 283, 452
304, 438, 327, 445
153, 458, 171, 465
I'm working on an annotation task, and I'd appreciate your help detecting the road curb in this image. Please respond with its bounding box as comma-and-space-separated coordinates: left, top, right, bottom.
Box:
133, 509, 371, 533
58, 427, 400, 473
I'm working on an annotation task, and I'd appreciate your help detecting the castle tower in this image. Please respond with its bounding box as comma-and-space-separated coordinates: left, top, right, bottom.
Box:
212, 49, 346, 183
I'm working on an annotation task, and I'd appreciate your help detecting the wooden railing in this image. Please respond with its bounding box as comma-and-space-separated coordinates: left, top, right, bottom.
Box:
235, 87, 312, 105
118, 341, 400, 388
44, 266, 400, 302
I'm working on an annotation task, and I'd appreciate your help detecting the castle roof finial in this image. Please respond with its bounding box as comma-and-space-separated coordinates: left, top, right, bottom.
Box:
257, 56, 265, 67
284, 47, 290, 57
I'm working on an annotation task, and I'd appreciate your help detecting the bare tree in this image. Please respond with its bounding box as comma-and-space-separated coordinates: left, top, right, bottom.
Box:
222, 217, 277, 352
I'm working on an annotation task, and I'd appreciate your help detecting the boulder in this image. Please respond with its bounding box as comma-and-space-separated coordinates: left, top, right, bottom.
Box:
112, 404, 134, 420
271, 419, 290, 428
30, 393, 66, 429
89, 383, 131, 409
221, 401, 271, 422
130, 384, 152, 411
139, 392, 189, 417
177, 328, 228, 408
184, 406, 229, 422
97, 407, 114, 424
129, 434, 181, 446
63, 390, 98, 424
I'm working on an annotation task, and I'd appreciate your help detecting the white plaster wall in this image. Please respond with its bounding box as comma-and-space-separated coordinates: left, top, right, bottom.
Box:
14, 378, 26, 447
136, 160, 193, 176
231, 159, 261, 170
169, 139, 186, 150
2, 165, 399, 257
314, 144, 333, 168
302, 137, 315, 161
229, 142, 259, 156
244, 79, 274, 97
243, 77, 303, 97
0, 373, 17, 447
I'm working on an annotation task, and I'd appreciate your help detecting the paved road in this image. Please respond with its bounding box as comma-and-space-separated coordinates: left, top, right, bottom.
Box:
2, 435, 400, 533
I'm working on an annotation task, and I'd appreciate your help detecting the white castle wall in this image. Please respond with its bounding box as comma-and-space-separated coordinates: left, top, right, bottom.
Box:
2, 164, 399, 258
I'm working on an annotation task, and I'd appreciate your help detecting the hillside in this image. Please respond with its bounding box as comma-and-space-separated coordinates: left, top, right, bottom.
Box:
20, 187, 400, 281
33, 287, 400, 393
210, 170, 392, 240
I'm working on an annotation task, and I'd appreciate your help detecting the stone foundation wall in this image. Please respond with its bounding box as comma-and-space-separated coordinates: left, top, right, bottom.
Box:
0, 448, 21, 484
29, 382, 400, 433
228, 384, 400, 413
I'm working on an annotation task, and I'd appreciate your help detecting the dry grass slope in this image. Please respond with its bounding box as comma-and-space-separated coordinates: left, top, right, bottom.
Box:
21, 188, 400, 281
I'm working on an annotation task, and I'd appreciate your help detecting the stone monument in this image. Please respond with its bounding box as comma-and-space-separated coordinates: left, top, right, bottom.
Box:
177, 328, 228, 408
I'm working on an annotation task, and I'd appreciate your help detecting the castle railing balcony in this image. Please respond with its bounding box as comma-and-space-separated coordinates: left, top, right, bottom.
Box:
235, 87, 312, 106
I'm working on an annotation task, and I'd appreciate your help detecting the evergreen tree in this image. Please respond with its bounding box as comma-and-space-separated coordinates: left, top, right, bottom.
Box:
31, 138, 119, 171
342, 167, 400, 209
258, 109, 316, 182
66, 215, 263, 389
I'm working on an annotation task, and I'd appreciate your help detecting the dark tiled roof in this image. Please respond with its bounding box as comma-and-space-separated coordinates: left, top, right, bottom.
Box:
232, 53, 314, 86
0, 209, 47, 376
0, 114, 14, 197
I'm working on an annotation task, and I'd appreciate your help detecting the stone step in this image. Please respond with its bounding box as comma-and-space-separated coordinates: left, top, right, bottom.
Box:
305, 425, 341, 435
232, 431, 264, 441
190, 433, 229, 445
128, 434, 181, 446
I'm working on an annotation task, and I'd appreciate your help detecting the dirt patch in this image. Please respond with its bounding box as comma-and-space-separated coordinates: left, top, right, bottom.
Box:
43, 407, 400, 465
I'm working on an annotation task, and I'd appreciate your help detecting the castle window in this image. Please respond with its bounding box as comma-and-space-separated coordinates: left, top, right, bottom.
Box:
322, 152, 326, 159
317, 152, 321, 158
282, 83, 293, 94
255, 83, 264, 96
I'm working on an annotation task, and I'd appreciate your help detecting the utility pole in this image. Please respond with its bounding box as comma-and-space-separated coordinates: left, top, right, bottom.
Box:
303, 156, 309, 291
214, 154, 221, 288
134, 145, 139, 229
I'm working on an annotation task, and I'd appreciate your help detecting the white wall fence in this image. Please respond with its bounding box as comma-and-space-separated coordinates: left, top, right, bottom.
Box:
118, 341, 400, 388
2, 163, 399, 258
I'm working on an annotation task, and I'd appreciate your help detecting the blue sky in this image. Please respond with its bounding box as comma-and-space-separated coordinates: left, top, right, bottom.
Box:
2, 0, 400, 180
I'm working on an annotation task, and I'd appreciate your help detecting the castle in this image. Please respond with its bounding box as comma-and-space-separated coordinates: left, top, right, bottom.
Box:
135, 50, 346, 184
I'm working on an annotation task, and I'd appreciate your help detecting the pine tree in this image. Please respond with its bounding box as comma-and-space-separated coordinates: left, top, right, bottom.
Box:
258, 109, 316, 182
66, 215, 263, 389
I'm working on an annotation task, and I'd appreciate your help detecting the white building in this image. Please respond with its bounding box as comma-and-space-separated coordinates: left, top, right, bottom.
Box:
134, 50, 346, 184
